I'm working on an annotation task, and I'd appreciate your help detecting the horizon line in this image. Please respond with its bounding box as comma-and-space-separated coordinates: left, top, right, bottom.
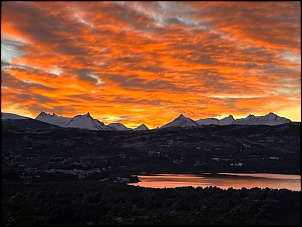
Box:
1, 111, 299, 130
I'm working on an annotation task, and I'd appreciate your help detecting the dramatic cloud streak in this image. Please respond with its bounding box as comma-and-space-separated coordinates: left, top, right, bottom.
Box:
1, 1, 301, 128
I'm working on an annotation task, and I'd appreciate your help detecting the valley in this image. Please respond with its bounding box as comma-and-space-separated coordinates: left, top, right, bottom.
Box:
2, 121, 300, 184
2, 120, 300, 225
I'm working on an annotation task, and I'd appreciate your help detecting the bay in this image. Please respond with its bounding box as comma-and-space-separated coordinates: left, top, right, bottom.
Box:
128, 173, 301, 191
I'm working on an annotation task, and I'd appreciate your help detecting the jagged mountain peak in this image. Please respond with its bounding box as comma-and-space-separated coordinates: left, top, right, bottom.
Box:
37, 111, 58, 118
226, 114, 234, 119
71, 112, 93, 119
67, 113, 107, 130
6, 110, 293, 130
266, 112, 277, 119
135, 124, 149, 131
233, 112, 291, 125
83, 112, 91, 117
176, 113, 192, 120
267, 112, 276, 116
161, 113, 199, 128
139, 123, 148, 127
36, 111, 71, 127
38, 111, 47, 117
219, 115, 235, 125
108, 122, 129, 131
173, 113, 187, 121
220, 114, 235, 120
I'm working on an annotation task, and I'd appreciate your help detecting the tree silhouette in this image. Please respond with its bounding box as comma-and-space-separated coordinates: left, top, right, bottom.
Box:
3, 193, 46, 225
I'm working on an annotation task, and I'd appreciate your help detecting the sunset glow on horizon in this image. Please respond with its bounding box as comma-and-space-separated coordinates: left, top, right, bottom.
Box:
1, 1, 301, 128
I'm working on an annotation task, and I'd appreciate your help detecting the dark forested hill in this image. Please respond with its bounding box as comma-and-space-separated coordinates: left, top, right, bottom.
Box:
2, 122, 300, 225
2, 122, 300, 177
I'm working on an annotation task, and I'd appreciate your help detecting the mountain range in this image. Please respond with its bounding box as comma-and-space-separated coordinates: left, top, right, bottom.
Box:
1, 111, 292, 131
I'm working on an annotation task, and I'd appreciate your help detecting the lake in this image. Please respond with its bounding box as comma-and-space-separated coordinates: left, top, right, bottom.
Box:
128, 173, 301, 191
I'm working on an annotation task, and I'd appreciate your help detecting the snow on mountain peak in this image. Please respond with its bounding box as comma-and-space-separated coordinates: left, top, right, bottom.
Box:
219, 115, 235, 125
67, 113, 107, 130
38, 111, 47, 117
196, 117, 219, 125
161, 114, 199, 128
108, 122, 129, 131
233, 112, 291, 125
228, 114, 234, 119
134, 124, 149, 131
1, 112, 31, 120
7, 110, 293, 130
262, 112, 290, 125
266, 112, 277, 120
36, 111, 71, 127
81, 112, 91, 118
174, 114, 187, 121
37, 111, 58, 118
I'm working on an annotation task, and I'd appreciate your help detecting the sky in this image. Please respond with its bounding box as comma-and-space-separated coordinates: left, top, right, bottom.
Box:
1, 1, 301, 128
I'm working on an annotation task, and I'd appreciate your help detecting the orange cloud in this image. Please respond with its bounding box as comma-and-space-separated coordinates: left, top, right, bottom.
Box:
1, 1, 301, 128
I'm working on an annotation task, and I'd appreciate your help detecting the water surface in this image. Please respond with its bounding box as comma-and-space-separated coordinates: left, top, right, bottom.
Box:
128, 173, 301, 191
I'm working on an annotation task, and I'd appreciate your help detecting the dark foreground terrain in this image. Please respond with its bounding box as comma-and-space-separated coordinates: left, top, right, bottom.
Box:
2, 121, 300, 225
2, 180, 300, 225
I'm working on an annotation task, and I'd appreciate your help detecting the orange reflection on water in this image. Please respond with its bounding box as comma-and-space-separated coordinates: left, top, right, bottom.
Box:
128, 173, 301, 191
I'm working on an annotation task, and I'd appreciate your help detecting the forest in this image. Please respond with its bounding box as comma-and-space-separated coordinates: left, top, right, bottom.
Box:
2, 179, 300, 225
2, 121, 300, 225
